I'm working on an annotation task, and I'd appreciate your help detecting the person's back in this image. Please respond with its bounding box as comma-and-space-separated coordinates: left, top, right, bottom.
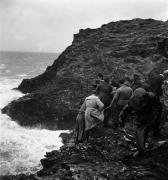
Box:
113, 82, 133, 107
146, 73, 164, 137
117, 86, 133, 104
120, 88, 157, 156
110, 81, 132, 128
85, 94, 103, 109
130, 90, 156, 114
96, 78, 112, 127
85, 94, 104, 131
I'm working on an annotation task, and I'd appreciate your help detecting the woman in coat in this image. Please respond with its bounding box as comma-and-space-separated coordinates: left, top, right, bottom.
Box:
76, 93, 104, 143
85, 93, 104, 132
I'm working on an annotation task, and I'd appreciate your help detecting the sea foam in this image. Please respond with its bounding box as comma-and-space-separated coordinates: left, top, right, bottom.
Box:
0, 79, 69, 175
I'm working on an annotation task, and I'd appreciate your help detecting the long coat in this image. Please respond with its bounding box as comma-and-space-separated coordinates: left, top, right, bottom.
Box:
85, 95, 104, 131
76, 101, 86, 142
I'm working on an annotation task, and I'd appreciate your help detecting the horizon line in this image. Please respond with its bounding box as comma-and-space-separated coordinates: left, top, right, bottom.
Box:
0, 50, 60, 54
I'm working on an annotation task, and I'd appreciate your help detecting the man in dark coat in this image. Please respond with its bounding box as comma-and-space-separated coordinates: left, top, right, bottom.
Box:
96, 77, 112, 127
146, 73, 163, 136
119, 88, 157, 157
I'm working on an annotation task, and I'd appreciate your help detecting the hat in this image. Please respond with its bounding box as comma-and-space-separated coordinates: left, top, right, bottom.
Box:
129, 88, 147, 110
133, 88, 146, 98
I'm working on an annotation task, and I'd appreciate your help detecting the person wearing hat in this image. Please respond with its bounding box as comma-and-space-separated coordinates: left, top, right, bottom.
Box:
110, 79, 133, 129
84, 92, 104, 141
162, 69, 168, 124
119, 88, 157, 157
146, 71, 164, 137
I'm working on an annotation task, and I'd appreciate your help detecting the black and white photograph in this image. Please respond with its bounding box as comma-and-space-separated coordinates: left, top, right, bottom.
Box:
0, 0, 168, 179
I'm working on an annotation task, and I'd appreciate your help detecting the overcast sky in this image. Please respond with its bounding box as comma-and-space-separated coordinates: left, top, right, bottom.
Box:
0, 0, 168, 53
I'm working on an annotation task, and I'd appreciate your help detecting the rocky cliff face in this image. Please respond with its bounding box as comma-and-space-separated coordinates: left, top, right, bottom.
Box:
2, 18, 168, 129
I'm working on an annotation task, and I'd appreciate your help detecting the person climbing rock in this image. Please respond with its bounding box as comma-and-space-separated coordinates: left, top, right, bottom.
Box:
119, 88, 158, 157
84, 93, 104, 141
76, 92, 104, 143
96, 77, 112, 127
146, 72, 164, 137
110, 80, 133, 129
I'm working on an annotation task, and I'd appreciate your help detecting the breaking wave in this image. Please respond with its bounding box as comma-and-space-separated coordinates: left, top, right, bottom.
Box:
0, 79, 68, 175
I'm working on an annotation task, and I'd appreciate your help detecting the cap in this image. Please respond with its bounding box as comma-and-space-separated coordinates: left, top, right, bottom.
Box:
129, 88, 146, 110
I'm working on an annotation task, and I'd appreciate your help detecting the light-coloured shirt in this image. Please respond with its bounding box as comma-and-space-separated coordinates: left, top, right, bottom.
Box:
85, 94, 104, 131
111, 85, 133, 107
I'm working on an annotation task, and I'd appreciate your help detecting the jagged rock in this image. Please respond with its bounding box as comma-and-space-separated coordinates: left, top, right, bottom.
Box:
1, 124, 168, 179
35, 125, 168, 179
2, 18, 168, 129
0, 174, 38, 180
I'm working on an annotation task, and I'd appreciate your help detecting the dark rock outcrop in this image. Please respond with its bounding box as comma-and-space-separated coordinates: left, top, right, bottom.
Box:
37, 125, 168, 179
1, 124, 168, 179
2, 18, 168, 129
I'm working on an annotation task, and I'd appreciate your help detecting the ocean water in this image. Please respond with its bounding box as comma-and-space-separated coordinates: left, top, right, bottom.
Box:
0, 51, 69, 175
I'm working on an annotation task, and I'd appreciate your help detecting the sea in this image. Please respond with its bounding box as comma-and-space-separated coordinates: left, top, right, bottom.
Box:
0, 51, 69, 175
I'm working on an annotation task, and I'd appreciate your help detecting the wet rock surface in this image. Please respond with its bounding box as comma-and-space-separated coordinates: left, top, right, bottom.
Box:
36, 125, 168, 180
2, 124, 168, 180
1, 18, 168, 179
2, 18, 168, 130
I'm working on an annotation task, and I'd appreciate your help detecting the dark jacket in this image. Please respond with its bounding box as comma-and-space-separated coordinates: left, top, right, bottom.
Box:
96, 81, 112, 107
121, 89, 157, 126
131, 79, 142, 91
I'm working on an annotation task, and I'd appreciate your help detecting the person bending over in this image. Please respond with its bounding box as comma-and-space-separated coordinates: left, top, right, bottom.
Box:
119, 88, 157, 157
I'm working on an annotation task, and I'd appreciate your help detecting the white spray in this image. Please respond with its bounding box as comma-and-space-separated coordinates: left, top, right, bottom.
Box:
0, 79, 69, 175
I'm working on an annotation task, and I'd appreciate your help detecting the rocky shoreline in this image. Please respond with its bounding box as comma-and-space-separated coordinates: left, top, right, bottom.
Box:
1, 18, 168, 179
2, 18, 168, 130
1, 124, 168, 180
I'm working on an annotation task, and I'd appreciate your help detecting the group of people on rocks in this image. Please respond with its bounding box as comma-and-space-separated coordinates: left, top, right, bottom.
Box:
76, 70, 168, 157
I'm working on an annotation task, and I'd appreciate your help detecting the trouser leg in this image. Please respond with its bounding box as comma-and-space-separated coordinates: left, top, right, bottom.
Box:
103, 108, 111, 127
112, 105, 120, 128
76, 113, 85, 142
135, 126, 146, 152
